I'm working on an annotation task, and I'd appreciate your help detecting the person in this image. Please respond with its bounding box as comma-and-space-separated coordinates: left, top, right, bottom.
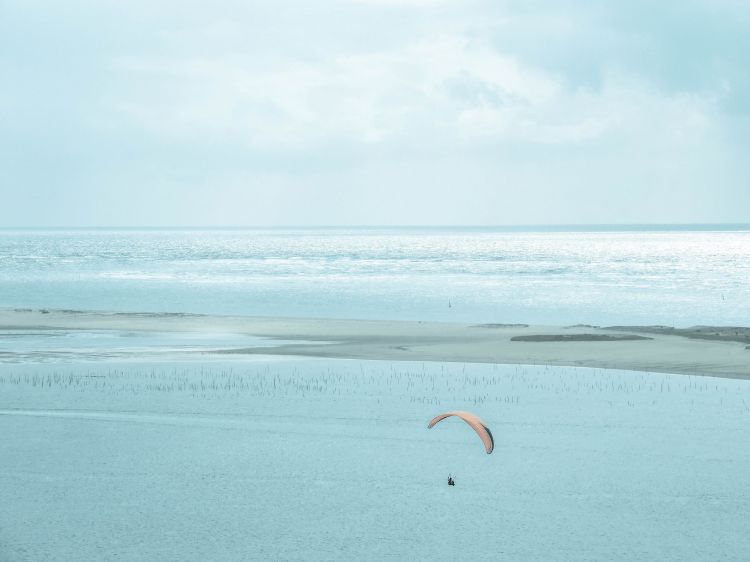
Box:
448, 475, 455, 486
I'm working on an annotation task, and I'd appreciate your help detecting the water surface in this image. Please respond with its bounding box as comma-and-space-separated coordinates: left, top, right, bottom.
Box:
1, 227, 748, 325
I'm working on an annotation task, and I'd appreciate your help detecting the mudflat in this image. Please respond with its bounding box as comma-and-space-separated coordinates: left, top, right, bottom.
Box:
1, 308, 748, 379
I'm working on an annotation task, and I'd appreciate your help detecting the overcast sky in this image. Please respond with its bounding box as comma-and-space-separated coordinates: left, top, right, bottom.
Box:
1, 0, 749, 226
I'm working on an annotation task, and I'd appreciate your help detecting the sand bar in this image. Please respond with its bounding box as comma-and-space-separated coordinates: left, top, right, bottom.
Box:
1, 308, 749, 379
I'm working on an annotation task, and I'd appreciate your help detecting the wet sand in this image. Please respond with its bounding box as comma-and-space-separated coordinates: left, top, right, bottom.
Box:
2, 308, 749, 379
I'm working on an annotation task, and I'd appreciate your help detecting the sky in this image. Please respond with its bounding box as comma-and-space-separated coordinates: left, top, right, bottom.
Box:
1, 0, 749, 226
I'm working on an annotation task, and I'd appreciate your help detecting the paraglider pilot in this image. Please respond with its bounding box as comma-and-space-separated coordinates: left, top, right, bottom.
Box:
428, 411, 494, 488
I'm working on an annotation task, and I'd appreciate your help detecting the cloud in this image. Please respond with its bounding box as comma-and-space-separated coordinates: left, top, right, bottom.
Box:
110, 33, 718, 153
0, 0, 748, 226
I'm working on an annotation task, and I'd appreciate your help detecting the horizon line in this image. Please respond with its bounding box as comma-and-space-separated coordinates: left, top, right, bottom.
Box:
1, 222, 749, 231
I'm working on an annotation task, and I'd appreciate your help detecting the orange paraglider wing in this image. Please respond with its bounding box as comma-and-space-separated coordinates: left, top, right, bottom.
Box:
428, 411, 494, 454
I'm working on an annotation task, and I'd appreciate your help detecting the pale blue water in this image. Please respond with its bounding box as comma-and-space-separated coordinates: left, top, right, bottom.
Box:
2, 227, 749, 325
2, 359, 749, 561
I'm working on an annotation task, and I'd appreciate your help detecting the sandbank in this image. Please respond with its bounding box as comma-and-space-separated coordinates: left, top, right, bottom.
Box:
1, 308, 748, 379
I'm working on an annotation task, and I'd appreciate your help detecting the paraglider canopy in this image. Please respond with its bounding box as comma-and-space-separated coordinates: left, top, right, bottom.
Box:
428, 411, 494, 454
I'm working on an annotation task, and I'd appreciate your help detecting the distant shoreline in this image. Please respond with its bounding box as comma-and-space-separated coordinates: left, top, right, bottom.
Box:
2, 308, 749, 380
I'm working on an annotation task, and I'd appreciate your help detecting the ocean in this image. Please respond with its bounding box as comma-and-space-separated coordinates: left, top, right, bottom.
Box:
1, 226, 749, 325
2, 227, 750, 561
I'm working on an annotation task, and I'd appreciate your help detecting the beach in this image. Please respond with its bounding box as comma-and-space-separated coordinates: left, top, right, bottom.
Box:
2, 308, 748, 378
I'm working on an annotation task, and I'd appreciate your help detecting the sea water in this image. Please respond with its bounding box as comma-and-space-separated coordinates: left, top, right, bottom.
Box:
1, 359, 749, 561
1, 226, 749, 325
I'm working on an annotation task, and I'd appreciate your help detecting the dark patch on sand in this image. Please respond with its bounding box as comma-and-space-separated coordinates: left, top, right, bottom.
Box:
605, 325, 750, 344
512, 334, 652, 342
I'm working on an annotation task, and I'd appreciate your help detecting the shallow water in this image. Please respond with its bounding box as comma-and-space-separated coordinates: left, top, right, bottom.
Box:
1, 227, 749, 325
0, 329, 277, 363
1, 357, 749, 561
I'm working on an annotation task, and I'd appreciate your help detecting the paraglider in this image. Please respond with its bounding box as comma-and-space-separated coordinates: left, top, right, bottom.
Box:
427, 411, 494, 454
